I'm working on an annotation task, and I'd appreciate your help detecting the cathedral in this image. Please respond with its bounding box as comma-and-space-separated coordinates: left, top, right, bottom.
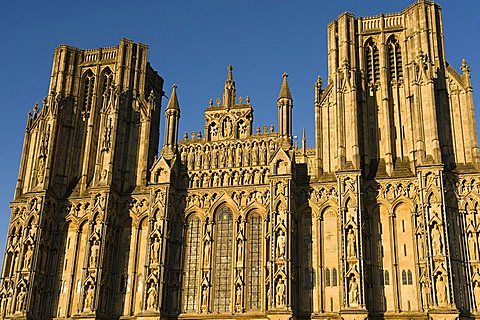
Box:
2, 1, 480, 319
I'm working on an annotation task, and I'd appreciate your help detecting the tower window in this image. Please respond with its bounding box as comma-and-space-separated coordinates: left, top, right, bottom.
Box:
325, 268, 331, 287
365, 41, 380, 83
387, 38, 403, 81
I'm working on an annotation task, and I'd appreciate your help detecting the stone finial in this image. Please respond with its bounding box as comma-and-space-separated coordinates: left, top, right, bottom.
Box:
183, 132, 189, 140
316, 76, 323, 90
198, 131, 202, 139
209, 99, 213, 107
270, 124, 275, 132
256, 127, 261, 134
166, 84, 180, 111
33, 101, 39, 114
278, 72, 292, 100
461, 59, 470, 73
246, 96, 250, 104
228, 65, 233, 81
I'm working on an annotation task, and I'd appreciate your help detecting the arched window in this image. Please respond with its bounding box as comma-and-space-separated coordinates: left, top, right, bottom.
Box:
213, 206, 233, 313
402, 270, 407, 285
365, 40, 380, 83
387, 38, 403, 81
81, 70, 95, 114
183, 217, 201, 312
384, 270, 390, 286
247, 213, 262, 310
407, 270, 413, 285
100, 68, 113, 109
325, 268, 331, 287
332, 268, 338, 287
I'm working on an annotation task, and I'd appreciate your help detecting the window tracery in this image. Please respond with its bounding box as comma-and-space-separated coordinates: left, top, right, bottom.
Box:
247, 213, 262, 310
213, 206, 233, 313
365, 41, 380, 83
183, 217, 201, 312
387, 38, 403, 81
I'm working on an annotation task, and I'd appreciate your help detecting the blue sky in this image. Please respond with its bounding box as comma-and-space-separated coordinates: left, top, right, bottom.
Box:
0, 1, 479, 257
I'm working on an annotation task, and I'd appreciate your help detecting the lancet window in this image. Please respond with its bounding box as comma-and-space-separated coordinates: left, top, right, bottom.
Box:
81, 70, 95, 114
387, 37, 403, 81
365, 41, 380, 83
183, 216, 201, 312
247, 213, 262, 310
213, 206, 233, 313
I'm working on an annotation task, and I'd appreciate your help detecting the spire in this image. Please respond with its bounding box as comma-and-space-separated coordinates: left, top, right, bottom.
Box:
278, 72, 292, 100
223, 65, 236, 108
166, 84, 180, 111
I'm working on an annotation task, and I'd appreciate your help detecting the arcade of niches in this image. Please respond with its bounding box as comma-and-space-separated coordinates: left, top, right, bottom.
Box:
2, 1, 480, 320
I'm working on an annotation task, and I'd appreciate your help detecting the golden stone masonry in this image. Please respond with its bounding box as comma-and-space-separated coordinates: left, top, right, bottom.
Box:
2, 1, 480, 319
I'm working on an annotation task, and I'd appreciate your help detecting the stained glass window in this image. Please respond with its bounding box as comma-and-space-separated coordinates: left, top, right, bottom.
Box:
213, 207, 233, 313
247, 213, 262, 310
183, 217, 201, 312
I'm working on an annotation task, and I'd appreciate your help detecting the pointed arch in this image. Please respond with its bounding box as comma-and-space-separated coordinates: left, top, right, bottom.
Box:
386, 36, 403, 81
246, 211, 262, 310
182, 214, 201, 312
364, 38, 380, 83
212, 205, 233, 313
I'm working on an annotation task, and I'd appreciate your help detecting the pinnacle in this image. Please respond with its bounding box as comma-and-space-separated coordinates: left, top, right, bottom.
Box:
278, 72, 292, 100
166, 84, 180, 110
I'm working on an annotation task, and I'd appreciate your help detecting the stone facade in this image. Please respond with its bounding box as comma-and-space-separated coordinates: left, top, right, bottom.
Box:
1, 1, 480, 320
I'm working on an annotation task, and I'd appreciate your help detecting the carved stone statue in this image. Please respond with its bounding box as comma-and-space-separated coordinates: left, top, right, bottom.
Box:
468, 232, 478, 260
150, 237, 160, 263
201, 285, 208, 312
223, 118, 232, 137
147, 284, 157, 309
203, 240, 211, 268
23, 244, 33, 269
349, 276, 359, 305
89, 240, 100, 267
347, 228, 356, 258
276, 231, 286, 258
237, 239, 244, 267
276, 278, 286, 306
436, 274, 447, 305
431, 224, 443, 255
421, 280, 430, 308
235, 285, 242, 307
16, 286, 26, 312
474, 280, 480, 308
84, 284, 95, 312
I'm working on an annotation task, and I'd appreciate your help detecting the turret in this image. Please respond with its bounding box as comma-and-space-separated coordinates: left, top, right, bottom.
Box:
277, 73, 293, 139
162, 84, 180, 159
223, 65, 236, 109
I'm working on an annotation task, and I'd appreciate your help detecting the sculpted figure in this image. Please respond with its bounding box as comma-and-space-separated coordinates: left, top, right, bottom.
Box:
252, 142, 259, 164
147, 284, 157, 309
347, 228, 356, 258
237, 239, 244, 267
84, 284, 95, 311
203, 240, 211, 268
187, 149, 194, 170
349, 277, 359, 305
16, 286, 26, 312
431, 224, 443, 255
150, 237, 160, 263
468, 232, 478, 260
260, 142, 267, 164
436, 275, 447, 305
89, 240, 100, 267
235, 285, 242, 307
23, 244, 33, 269
474, 280, 480, 307
224, 118, 232, 137
201, 285, 208, 311
276, 278, 286, 306
235, 145, 242, 166
276, 231, 286, 258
